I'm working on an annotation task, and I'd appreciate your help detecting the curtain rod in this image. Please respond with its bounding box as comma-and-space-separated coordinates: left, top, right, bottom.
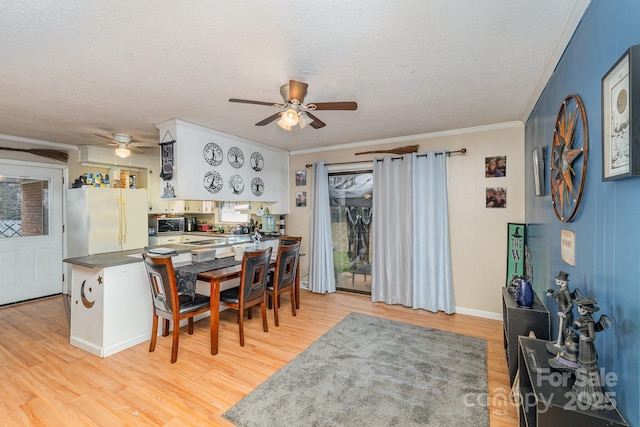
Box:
305, 148, 466, 168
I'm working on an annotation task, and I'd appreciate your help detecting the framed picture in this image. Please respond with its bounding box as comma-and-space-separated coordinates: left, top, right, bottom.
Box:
485, 156, 506, 177
295, 170, 306, 186
486, 187, 507, 208
506, 223, 526, 285
532, 146, 545, 196
602, 44, 640, 180
295, 191, 307, 207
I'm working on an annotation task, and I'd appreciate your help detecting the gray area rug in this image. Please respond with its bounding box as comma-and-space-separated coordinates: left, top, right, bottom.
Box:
223, 312, 489, 426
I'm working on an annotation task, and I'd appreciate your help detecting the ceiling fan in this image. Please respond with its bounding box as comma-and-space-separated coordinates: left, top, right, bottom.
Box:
229, 80, 357, 130
93, 133, 157, 158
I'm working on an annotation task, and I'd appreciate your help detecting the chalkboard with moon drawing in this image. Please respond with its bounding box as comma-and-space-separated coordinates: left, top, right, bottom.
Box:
204, 171, 223, 194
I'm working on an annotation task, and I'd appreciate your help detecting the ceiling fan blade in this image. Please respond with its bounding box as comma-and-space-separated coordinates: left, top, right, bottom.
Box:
229, 98, 279, 107
311, 102, 358, 111
305, 112, 326, 129
255, 112, 282, 126
288, 80, 308, 103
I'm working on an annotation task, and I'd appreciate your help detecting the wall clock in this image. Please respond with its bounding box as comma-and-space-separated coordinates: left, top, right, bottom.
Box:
203, 171, 223, 194
228, 147, 244, 169
550, 94, 588, 222
203, 142, 223, 166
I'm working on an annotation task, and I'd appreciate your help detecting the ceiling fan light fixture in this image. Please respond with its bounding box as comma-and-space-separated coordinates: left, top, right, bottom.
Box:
115, 144, 131, 158
277, 118, 292, 131
298, 112, 314, 129
282, 107, 299, 126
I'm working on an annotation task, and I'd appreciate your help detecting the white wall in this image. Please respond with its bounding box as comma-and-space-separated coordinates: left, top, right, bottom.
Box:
288, 123, 525, 316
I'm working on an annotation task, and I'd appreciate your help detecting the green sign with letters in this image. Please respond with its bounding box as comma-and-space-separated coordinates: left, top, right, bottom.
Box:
506, 223, 526, 285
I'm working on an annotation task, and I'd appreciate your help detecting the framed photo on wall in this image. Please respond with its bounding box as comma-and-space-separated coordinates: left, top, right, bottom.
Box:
602, 44, 640, 180
295, 170, 307, 186
532, 146, 545, 196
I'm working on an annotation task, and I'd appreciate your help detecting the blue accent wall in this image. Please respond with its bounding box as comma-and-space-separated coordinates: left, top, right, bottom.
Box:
525, 1, 640, 424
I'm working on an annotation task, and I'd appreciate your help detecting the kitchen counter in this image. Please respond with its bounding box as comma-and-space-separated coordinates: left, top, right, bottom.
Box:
63, 235, 277, 269
63, 236, 280, 358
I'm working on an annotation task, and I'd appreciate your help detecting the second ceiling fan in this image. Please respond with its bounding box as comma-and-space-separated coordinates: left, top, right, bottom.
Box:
229, 80, 357, 130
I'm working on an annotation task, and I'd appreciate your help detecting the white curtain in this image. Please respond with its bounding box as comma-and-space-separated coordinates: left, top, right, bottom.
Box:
371, 154, 413, 305
372, 152, 454, 313
308, 162, 336, 294
412, 151, 454, 313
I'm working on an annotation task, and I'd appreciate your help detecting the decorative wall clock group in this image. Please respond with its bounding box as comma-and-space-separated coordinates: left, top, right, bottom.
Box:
202, 142, 266, 196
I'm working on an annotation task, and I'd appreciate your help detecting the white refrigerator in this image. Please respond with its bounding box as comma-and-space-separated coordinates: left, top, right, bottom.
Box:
67, 187, 149, 256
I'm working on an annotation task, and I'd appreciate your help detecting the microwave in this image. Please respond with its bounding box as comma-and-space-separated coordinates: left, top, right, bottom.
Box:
152, 217, 185, 234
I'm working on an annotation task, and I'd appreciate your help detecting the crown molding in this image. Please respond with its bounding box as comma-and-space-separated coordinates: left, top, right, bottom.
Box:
290, 121, 523, 155
0, 133, 79, 150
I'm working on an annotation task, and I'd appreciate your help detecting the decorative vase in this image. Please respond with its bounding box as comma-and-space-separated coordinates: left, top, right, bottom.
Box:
514, 277, 534, 308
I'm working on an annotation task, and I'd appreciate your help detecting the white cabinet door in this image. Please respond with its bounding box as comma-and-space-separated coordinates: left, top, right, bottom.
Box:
147, 168, 170, 213
121, 189, 149, 250
149, 235, 182, 245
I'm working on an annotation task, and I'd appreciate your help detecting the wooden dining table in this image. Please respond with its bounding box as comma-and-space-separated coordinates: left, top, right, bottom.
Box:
196, 257, 279, 355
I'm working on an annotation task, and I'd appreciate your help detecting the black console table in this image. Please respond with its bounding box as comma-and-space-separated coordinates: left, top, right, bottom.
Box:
502, 288, 550, 385
517, 337, 627, 426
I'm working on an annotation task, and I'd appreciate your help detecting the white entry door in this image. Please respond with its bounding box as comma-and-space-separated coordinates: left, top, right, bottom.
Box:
0, 162, 63, 305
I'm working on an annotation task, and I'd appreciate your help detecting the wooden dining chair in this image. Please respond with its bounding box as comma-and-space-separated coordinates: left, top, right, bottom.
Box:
219, 247, 273, 346
142, 253, 211, 363
266, 243, 300, 326
276, 235, 302, 309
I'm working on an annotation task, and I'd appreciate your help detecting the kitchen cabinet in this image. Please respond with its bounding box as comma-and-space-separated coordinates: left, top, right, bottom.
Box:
147, 167, 185, 214
69, 251, 194, 357
149, 235, 182, 245
184, 200, 216, 214
67, 187, 149, 256
502, 288, 549, 385
181, 234, 212, 243
155, 119, 290, 213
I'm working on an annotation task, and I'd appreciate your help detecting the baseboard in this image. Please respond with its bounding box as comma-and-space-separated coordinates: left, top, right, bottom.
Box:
455, 306, 502, 321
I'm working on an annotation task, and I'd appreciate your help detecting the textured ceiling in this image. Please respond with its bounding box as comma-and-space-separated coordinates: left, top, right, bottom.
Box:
0, 1, 589, 153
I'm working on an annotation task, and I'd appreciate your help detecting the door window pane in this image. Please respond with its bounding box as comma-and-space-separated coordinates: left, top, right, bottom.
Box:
0, 176, 50, 238
329, 172, 373, 294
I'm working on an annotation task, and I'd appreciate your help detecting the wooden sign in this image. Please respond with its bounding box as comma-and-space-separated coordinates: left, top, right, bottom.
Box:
506, 223, 526, 284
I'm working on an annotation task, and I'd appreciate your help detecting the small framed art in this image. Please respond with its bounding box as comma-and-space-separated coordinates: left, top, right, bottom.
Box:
295, 170, 306, 186
602, 44, 640, 180
532, 146, 545, 196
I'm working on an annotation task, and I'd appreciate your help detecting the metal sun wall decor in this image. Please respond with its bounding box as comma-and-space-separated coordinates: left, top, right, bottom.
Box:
201, 140, 266, 198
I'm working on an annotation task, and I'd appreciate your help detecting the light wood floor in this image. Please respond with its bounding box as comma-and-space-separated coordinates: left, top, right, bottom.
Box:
0, 291, 518, 426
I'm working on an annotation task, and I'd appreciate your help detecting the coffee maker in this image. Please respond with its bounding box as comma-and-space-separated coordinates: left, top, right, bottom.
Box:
185, 217, 197, 232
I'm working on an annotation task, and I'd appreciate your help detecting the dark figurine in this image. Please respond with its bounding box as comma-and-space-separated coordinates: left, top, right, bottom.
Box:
572, 297, 613, 410
546, 271, 575, 355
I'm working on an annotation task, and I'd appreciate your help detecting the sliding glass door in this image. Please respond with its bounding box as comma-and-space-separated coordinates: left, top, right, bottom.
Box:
329, 172, 373, 294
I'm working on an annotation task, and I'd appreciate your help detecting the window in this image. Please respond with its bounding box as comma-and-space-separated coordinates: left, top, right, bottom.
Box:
0, 176, 50, 238
219, 202, 250, 223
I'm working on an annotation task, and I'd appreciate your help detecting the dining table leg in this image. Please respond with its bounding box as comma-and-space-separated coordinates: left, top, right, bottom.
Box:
210, 278, 221, 355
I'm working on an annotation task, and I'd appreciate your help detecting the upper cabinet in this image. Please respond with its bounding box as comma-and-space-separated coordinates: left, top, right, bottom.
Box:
154, 119, 290, 213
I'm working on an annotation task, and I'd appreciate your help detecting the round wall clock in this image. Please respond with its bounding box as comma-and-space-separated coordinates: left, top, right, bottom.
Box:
251, 177, 264, 196
250, 152, 264, 171
203, 142, 223, 166
550, 94, 588, 222
203, 171, 223, 194
229, 174, 244, 195
228, 147, 244, 169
